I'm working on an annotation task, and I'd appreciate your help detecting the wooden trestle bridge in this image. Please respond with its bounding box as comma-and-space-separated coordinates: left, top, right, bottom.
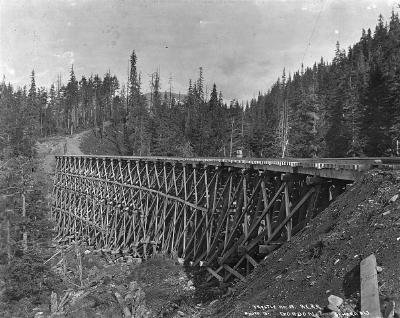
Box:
51, 155, 399, 283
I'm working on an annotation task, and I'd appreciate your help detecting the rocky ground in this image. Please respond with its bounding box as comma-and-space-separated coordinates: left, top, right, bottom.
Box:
31, 243, 203, 318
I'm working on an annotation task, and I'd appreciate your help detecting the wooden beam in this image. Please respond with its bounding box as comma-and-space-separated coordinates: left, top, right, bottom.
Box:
222, 255, 245, 281
245, 254, 258, 268
217, 182, 285, 265
206, 266, 223, 282
246, 182, 285, 240
246, 187, 315, 251
223, 264, 246, 282
206, 267, 223, 282
223, 178, 262, 254
258, 242, 282, 254
281, 173, 304, 182
284, 183, 292, 241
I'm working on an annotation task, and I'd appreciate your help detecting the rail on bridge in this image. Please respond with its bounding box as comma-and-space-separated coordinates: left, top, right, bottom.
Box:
51, 155, 398, 283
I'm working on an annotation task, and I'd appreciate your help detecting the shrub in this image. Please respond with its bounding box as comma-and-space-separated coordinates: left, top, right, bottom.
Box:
3, 251, 63, 303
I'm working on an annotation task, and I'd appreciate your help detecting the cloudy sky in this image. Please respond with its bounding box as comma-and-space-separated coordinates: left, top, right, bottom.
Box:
0, 0, 398, 101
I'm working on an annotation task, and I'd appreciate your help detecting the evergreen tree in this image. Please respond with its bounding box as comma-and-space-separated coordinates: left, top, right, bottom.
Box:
126, 50, 150, 155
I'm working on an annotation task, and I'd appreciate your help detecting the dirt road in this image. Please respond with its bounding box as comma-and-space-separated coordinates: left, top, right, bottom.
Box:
35, 129, 89, 175
34, 129, 90, 203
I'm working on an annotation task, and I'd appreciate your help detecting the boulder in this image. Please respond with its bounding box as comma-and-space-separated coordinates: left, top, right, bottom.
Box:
327, 304, 340, 312
328, 295, 343, 308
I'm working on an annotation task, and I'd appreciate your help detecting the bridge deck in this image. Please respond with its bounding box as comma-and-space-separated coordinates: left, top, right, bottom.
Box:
59, 155, 400, 181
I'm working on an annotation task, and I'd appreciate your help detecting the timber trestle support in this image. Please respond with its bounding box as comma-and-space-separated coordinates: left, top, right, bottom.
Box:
51, 155, 377, 283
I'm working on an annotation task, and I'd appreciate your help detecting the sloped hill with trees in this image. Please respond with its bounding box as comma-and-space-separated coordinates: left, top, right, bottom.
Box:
2, 12, 400, 160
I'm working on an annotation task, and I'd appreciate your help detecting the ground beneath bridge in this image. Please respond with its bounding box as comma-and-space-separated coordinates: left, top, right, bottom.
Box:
27, 130, 400, 318
208, 169, 400, 318
30, 129, 209, 318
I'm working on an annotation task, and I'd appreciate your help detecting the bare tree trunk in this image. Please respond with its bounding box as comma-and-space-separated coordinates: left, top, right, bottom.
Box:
7, 219, 11, 265
40, 111, 43, 137
229, 120, 234, 157
94, 102, 97, 137
139, 120, 143, 156
22, 193, 27, 252
241, 109, 244, 151
67, 115, 70, 135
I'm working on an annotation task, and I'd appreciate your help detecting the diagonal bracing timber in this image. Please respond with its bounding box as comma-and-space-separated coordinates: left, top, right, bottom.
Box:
51, 155, 360, 282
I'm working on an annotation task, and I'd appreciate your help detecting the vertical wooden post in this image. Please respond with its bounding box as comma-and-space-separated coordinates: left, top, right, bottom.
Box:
224, 175, 233, 249
204, 167, 210, 254
305, 184, 320, 225
183, 164, 188, 256
208, 167, 219, 256
171, 203, 177, 254
284, 183, 292, 241
193, 165, 198, 258
261, 179, 271, 239
243, 175, 248, 237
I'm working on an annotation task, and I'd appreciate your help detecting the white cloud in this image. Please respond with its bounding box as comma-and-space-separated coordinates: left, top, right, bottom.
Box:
199, 20, 217, 26
386, 0, 398, 6
7, 66, 15, 76
0, 63, 16, 76
37, 70, 48, 76
254, 0, 280, 4
334, 29, 339, 34
66, 0, 77, 7
54, 51, 75, 65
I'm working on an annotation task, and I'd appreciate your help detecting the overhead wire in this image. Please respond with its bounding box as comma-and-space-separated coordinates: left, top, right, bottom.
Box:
301, 0, 329, 67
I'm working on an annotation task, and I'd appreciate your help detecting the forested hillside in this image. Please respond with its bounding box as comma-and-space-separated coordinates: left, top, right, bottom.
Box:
1, 12, 400, 159
0, 71, 61, 315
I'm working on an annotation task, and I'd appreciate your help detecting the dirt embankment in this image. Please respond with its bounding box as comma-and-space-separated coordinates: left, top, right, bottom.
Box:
209, 169, 400, 318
